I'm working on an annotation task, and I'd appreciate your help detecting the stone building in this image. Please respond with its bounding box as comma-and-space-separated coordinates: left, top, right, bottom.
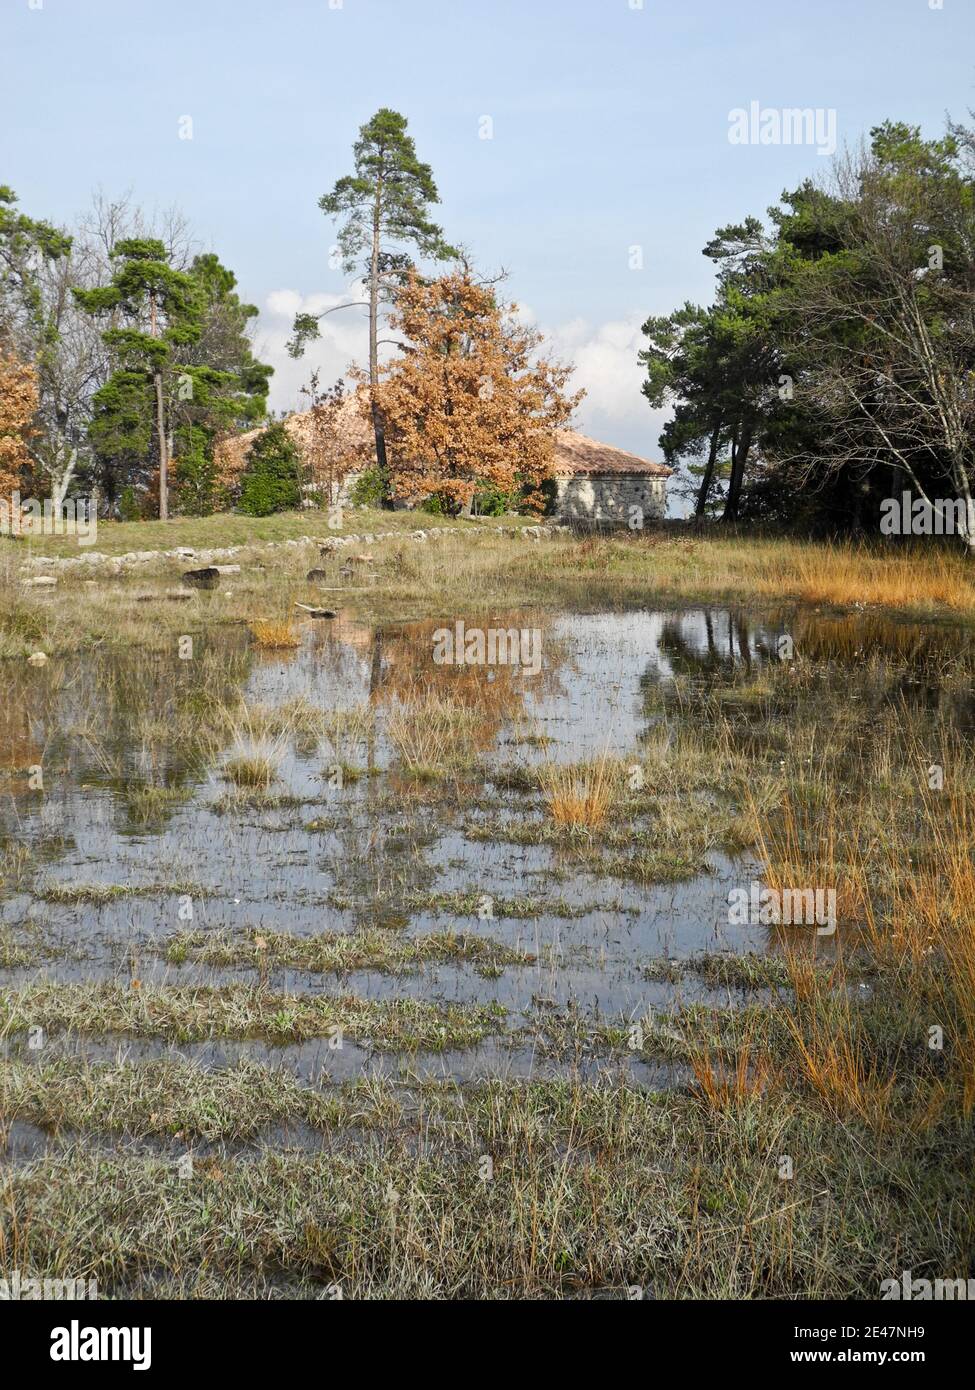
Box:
551, 430, 670, 523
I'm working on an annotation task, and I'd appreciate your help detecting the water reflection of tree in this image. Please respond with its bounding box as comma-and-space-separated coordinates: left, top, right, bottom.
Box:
312, 610, 566, 764
0, 663, 64, 887
790, 613, 975, 732
639, 609, 782, 706
636, 606, 975, 747
0, 665, 49, 783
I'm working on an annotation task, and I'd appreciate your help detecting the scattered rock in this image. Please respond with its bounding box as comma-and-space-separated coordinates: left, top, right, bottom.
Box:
16, 521, 566, 581
182, 567, 221, 590
21, 575, 57, 588
212, 564, 241, 575
27, 651, 48, 667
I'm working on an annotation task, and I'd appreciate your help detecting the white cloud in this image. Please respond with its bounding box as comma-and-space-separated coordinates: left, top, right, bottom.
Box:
540, 312, 667, 459
544, 313, 646, 424
265, 289, 302, 318
257, 284, 372, 415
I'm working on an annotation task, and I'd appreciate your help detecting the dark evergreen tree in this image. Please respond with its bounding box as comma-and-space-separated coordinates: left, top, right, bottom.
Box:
75, 241, 270, 516
237, 422, 301, 516
74, 238, 199, 517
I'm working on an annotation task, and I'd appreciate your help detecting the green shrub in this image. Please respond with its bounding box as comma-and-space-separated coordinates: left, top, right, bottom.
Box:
117, 486, 143, 522
348, 466, 388, 509
173, 424, 221, 517
237, 423, 302, 517
473, 484, 514, 517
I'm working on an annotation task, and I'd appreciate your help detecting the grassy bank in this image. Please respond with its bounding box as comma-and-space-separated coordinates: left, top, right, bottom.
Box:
3, 506, 492, 560
2, 1055, 969, 1299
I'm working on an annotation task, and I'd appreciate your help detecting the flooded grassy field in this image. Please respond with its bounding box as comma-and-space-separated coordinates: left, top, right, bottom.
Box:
2, 581, 974, 1298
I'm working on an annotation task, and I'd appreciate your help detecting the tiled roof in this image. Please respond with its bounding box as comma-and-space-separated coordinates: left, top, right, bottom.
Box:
553, 429, 671, 478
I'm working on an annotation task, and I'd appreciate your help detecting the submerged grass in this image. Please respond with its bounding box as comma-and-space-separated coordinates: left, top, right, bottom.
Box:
163, 927, 534, 975
0, 980, 505, 1050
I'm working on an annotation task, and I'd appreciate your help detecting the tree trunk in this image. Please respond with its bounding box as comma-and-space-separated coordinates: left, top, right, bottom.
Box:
369, 176, 390, 503
957, 476, 975, 556
154, 370, 169, 521
695, 425, 721, 519
149, 290, 168, 521
722, 416, 753, 523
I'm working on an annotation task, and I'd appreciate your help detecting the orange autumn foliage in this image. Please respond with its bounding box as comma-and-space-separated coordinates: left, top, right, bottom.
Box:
0, 347, 38, 501
366, 270, 583, 512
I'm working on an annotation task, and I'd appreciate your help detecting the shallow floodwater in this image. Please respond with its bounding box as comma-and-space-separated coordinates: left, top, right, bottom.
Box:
1, 603, 971, 1095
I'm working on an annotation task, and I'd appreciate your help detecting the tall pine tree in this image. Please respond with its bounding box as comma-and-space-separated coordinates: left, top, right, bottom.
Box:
288, 109, 456, 496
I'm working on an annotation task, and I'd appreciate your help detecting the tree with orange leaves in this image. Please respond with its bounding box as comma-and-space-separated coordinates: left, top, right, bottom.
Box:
0, 347, 38, 504
368, 270, 582, 514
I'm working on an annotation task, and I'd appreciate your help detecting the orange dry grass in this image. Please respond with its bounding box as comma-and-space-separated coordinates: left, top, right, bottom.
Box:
248, 620, 300, 650
780, 954, 896, 1129
747, 789, 871, 932
691, 1023, 773, 1112
882, 789, 975, 1112
747, 733, 975, 1120
886, 790, 975, 951
761, 543, 975, 612
539, 753, 616, 828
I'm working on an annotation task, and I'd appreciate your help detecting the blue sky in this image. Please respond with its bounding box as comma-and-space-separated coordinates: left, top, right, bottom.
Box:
2, 0, 972, 459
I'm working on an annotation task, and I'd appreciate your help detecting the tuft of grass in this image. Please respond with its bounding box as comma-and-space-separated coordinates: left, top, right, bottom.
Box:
215, 701, 289, 789
777, 955, 897, 1130
222, 753, 277, 789
538, 752, 617, 828
386, 692, 487, 776
248, 620, 300, 650
35, 880, 204, 907
690, 1024, 773, 1113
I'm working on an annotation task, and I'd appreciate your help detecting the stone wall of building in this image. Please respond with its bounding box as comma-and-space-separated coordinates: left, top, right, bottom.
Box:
333, 471, 668, 522
553, 474, 667, 523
